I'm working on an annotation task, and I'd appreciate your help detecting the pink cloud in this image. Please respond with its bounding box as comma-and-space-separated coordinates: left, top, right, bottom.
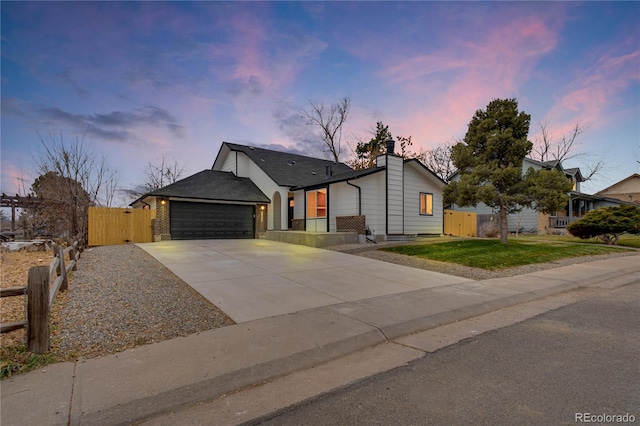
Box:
381, 15, 560, 149
544, 49, 640, 133
0, 162, 34, 195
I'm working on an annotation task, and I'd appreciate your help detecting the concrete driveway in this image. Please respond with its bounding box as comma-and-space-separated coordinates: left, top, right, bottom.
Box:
137, 239, 472, 323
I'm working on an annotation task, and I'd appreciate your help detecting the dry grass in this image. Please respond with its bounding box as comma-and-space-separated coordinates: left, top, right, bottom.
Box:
0, 248, 69, 378
0, 250, 55, 348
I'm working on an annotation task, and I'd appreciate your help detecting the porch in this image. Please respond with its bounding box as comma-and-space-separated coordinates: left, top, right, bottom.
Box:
548, 216, 578, 229
548, 191, 618, 229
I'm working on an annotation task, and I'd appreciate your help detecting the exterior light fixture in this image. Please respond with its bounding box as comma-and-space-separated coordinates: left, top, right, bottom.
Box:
160, 199, 166, 205
260, 205, 265, 211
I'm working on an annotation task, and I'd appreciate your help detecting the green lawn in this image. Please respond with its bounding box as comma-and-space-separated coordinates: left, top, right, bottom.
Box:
382, 239, 632, 270
516, 234, 640, 249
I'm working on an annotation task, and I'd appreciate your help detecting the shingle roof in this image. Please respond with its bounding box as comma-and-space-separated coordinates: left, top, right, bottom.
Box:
148, 170, 270, 203
292, 167, 383, 190
563, 167, 584, 182
221, 142, 353, 187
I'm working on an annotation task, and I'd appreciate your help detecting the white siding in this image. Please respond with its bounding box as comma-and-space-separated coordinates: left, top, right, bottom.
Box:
358, 172, 386, 238
386, 155, 404, 234
220, 151, 236, 174
328, 182, 359, 232
403, 163, 444, 234
236, 153, 252, 178
293, 190, 305, 219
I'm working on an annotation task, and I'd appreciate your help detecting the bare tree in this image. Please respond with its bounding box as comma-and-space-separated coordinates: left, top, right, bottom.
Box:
102, 168, 120, 207
139, 156, 185, 193
301, 97, 350, 162
532, 121, 604, 182
33, 129, 119, 239
416, 141, 456, 181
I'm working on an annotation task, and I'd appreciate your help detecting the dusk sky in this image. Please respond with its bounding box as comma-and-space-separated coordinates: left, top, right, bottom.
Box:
2, 1, 639, 205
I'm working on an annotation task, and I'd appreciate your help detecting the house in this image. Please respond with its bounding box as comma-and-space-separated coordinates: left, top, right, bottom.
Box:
131, 140, 446, 243
595, 173, 640, 204
447, 158, 629, 234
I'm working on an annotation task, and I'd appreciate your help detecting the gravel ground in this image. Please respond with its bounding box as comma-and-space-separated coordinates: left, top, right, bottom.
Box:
53, 244, 234, 360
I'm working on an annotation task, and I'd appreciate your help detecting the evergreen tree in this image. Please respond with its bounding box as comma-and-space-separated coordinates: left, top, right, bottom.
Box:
444, 98, 572, 243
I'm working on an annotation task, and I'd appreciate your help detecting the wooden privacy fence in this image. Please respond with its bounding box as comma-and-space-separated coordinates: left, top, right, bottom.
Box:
0, 240, 81, 354
444, 210, 477, 237
88, 207, 155, 246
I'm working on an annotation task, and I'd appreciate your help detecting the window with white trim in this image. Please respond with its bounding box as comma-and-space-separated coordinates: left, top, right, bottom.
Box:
419, 193, 433, 215
306, 189, 327, 218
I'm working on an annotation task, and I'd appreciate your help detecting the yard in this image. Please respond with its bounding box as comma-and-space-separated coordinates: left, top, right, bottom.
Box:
382, 236, 636, 270
1, 245, 234, 379
2, 234, 637, 379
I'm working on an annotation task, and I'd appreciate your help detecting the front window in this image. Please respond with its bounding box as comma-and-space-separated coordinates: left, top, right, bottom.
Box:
420, 193, 433, 215
307, 189, 327, 218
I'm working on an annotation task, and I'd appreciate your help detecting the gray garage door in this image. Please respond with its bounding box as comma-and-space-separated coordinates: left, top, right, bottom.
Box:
170, 201, 254, 240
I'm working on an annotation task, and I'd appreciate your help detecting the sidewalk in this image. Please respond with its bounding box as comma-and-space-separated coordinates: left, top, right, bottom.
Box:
2, 254, 638, 426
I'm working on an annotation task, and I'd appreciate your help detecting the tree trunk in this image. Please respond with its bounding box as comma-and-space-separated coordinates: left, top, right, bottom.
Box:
499, 203, 509, 244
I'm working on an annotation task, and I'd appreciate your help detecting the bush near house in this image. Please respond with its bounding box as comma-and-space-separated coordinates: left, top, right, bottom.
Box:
567, 204, 640, 245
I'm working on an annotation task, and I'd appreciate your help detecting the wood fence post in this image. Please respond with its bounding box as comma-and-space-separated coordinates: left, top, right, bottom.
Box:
57, 245, 68, 292
70, 242, 78, 271
27, 266, 50, 354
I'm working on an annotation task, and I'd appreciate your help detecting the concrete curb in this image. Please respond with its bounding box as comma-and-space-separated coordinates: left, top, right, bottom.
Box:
2, 255, 638, 426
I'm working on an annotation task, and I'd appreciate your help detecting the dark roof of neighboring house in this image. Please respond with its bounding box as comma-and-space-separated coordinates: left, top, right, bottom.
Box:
568, 191, 633, 205
144, 170, 270, 203
218, 142, 354, 187
563, 167, 584, 182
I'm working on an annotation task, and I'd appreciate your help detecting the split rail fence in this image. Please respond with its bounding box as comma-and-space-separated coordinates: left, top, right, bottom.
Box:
0, 239, 81, 354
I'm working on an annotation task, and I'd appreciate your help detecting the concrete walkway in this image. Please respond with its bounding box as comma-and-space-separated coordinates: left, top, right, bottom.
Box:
136, 240, 473, 323
1, 243, 638, 426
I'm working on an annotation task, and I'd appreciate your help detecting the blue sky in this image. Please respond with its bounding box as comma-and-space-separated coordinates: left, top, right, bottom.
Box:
2, 1, 638, 205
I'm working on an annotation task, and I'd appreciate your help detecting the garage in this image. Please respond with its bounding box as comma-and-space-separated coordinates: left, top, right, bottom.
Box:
170, 201, 254, 240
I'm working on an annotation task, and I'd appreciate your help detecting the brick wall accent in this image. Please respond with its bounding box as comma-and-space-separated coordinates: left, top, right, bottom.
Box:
291, 219, 305, 231
155, 199, 171, 241
336, 215, 366, 234
255, 204, 268, 237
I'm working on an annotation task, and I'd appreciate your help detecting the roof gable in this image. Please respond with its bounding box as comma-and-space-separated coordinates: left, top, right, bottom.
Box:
595, 173, 640, 195
147, 170, 269, 203
404, 158, 447, 187
214, 142, 353, 187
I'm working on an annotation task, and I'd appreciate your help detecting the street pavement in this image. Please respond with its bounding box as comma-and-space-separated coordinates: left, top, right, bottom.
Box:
254, 282, 640, 426
1, 240, 638, 426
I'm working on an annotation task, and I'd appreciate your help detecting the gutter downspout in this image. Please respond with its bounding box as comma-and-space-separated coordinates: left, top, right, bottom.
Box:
346, 180, 361, 215
326, 186, 330, 232
140, 199, 151, 209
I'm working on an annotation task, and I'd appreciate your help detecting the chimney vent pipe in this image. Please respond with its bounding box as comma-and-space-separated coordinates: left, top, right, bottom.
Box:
386, 138, 395, 155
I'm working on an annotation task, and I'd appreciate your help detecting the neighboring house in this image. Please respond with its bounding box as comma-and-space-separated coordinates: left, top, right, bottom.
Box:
447, 158, 628, 234
132, 140, 445, 241
595, 173, 640, 204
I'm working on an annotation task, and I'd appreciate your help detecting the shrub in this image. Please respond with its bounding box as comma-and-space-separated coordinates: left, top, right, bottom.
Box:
567, 204, 640, 245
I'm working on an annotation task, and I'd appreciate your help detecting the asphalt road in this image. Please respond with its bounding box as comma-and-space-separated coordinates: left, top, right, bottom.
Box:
252, 282, 640, 426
